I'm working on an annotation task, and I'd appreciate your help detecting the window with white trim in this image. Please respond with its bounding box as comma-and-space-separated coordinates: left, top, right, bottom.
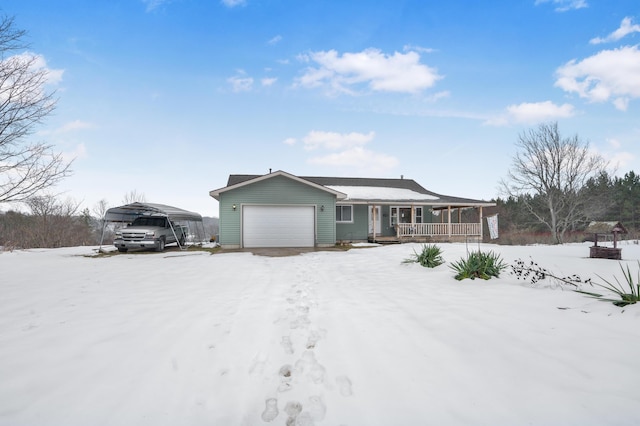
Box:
391, 206, 423, 226
336, 205, 353, 223
415, 207, 423, 223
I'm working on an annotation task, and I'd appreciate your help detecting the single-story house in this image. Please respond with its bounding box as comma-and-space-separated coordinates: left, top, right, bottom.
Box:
209, 170, 496, 249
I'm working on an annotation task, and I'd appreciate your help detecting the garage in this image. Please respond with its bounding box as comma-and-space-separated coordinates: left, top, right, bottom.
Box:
242, 205, 315, 248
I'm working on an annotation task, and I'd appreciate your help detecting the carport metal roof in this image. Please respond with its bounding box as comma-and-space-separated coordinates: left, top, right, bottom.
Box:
104, 202, 202, 223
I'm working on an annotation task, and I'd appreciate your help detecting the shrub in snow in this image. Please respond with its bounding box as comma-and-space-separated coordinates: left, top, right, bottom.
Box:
403, 244, 444, 268
583, 262, 640, 307
450, 250, 506, 280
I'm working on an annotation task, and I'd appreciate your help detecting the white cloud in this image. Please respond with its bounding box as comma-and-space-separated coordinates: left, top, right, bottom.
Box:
38, 120, 93, 137
221, 0, 246, 7
593, 144, 635, 171
555, 45, 640, 110
607, 138, 621, 149
227, 71, 254, 92
485, 101, 575, 126
287, 130, 397, 173
607, 151, 635, 170
268, 35, 283, 46
295, 48, 443, 95
613, 97, 630, 111
590, 17, 640, 44
403, 44, 437, 54
301, 130, 375, 151
3, 53, 64, 86
141, 0, 172, 12
261, 77, 277, 87
63, 143, 88, 162
58, 120, 93, 133
309, 147, 399, 173
426, 91, 450, 102
0, 53, 63, 106
534, 0, 588, 12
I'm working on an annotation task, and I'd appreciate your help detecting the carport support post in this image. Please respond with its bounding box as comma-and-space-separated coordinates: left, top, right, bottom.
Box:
98, 218, 107, 251
167, 218, 184, 250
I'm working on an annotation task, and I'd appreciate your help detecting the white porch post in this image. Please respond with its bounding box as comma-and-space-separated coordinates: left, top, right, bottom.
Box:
411, 205, 415, 236
372, 204, 377, 241
447, 206, 452, 237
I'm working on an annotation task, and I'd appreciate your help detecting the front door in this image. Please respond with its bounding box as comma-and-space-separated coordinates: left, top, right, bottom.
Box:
368, 206, 381, 234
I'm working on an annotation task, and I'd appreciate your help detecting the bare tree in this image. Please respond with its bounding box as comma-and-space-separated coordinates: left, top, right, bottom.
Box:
24, 194, 92, 247
122, 190, 146, 204
92, 198, 109, 221
501, 122, 607, 243
0, 15, 71, 204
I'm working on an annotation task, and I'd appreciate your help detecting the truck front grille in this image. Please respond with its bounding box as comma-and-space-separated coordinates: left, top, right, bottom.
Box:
122, 232, 146, 241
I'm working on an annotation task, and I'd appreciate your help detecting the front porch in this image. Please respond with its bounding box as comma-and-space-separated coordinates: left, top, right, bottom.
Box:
367, 204, 485, 243
369, 222, 483, 244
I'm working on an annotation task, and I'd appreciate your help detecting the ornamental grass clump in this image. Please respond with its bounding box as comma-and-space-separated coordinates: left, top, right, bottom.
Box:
403, 244, 444, 268
580, 262, 640, 307
450, 250, 506, 280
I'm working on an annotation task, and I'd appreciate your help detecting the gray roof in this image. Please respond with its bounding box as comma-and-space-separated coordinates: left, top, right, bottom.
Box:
225, 173, 493, 207
104, 202, 203, 223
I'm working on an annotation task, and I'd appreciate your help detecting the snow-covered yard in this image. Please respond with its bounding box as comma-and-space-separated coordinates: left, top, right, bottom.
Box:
1, 242, 639, 426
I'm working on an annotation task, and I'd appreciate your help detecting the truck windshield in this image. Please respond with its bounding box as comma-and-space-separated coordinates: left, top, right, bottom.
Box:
131, 217, 166, 227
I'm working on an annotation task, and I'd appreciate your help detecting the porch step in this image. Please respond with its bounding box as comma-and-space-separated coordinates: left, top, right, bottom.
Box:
368, 236, 400, 244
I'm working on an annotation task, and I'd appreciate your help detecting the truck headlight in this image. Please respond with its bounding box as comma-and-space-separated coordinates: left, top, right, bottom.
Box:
115, 231, 122, 238
145, 231, 155, 238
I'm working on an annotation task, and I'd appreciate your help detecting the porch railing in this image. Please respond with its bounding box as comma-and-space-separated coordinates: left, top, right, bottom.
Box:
396, 222, 481, 238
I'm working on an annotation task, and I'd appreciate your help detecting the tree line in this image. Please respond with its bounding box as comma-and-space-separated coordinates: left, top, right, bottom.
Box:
491, 169, 640, 245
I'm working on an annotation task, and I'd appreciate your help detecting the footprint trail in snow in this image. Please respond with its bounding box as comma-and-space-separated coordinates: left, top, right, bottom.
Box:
258, 269, 352, 424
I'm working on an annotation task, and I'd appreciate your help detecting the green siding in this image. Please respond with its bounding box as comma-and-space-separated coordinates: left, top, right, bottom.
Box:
219, 175, 337, 247
336, 204, 368, 241
336, 204, 437, 240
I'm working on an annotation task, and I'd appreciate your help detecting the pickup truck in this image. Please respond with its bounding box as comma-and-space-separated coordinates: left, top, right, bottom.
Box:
114, 215, 186, 252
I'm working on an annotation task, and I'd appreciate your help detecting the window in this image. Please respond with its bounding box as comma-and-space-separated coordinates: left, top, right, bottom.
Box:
336, 205, 353, 223
415, 207, 423, 224
391, 206, 423, 226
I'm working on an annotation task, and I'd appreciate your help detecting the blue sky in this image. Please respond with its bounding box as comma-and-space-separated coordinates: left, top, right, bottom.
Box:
2, 0, 639, 217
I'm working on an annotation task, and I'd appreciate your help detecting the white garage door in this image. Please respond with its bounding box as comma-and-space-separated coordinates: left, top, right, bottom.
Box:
243, 205, 315, 248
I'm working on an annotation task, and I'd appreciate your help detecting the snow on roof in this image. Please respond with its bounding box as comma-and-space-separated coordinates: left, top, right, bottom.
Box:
326, 186, 439, 201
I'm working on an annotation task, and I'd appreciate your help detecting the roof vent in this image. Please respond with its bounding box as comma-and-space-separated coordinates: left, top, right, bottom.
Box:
401, 174, 404, 179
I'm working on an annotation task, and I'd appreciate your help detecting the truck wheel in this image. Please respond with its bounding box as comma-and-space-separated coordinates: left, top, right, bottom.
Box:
156, 237, 166, 252
118, 247, 128, 253
178, 234, 185, 247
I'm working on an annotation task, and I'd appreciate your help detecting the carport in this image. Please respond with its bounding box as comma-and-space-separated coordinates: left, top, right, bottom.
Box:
99, 202, 205, 251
